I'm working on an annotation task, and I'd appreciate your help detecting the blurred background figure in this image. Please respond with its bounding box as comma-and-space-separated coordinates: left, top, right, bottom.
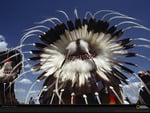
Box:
0, 35, 22, 104
137, 70, 150, 104
29, 97, 35, 104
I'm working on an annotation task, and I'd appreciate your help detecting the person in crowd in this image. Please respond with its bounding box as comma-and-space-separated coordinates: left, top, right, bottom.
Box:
137, 70, 150, 104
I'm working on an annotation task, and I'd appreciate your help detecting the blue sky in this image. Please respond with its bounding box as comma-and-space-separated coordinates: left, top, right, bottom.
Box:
0, 0, 150, 103
0, 0, 150, 48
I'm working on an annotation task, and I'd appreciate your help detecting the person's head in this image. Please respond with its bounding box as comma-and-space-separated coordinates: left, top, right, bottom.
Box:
138, 70, 150, 86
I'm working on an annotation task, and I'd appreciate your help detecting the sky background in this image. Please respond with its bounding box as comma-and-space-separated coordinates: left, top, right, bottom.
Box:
0, 0, 150, 103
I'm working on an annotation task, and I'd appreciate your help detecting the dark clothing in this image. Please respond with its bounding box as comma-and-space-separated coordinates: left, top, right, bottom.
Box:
138, 87, 150, 104
29, 98, 35, 104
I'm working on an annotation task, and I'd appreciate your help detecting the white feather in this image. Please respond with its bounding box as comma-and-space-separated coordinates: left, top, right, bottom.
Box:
71, 72, 78, 86
86, 31, 93, 42
66, 41, 77, 55
40, 63, 54, 69
75, 29, 80, 39
53, 41, 65, 52
60, 71, 67, 81
65, 30, 73, 41
113, 50, 127, 54
53, 69, 62, 78
44, 67, 57, 77
109, 43, 123, 51
79, 72, 86, 86
93, 56, 111, 71
43, 48, 61, 54
96, 34, 112, 50
56, 39, 66, 48
42, 53, 64, 60
70, 30, 78, 40
86, 72, 91, 79
96, 69, 110, 81
59, 71, 70, 81
95, 32, 105, 44
81, 25, 88, 40
40, 53, 65, 69
46, 44, 61, 52
60, 34, 69, 46
40, 53, 51, 58
40, 58, 54, 62
79, 40, 89, 53
77, 28, 82, 39
90, 33, 99, 45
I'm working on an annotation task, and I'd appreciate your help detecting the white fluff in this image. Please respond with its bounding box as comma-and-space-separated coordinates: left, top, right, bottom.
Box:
62, 59, 94, 73
66, 41, 77, 55
79, 40, 89, 53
